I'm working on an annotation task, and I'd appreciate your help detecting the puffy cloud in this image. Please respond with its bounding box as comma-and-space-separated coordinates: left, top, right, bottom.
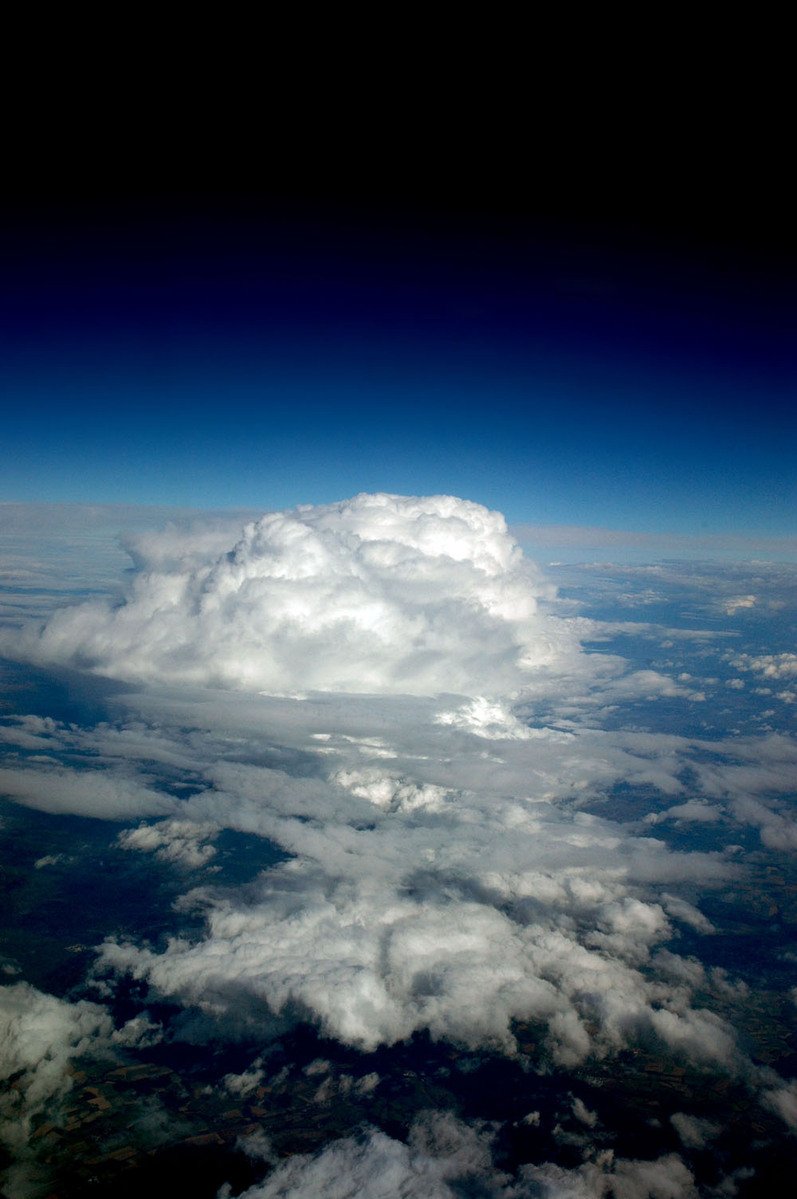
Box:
223, 1059, 266, 1098
762, 1079, 797, 1132
722, 596, 757, 615
16, 494, 580, 698
670, 1112, 721, 1149
117, 818, 219, 868
332, 768, 451, 814
23, 670, 732, 1073
228, 1111, 503, 1199
225, 1112, 701, 1199
730, 652, 797, 680
571, 1096, 598, 1127
521, 1152, 698, 1199
95, 768, 740, 1065
645, 800, 724, 826
110, 1012, 163, 1048
730, 796, 797, 852
0, 983, 114, 1155
660, 895, 716, 935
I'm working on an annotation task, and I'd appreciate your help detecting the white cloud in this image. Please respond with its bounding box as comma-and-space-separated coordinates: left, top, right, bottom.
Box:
110, 1013, 163, 1048
5, 493, 797, 1189
571, 1095, 598, 1127
0, 763, 178, 820
226, 1111, 501, 1199
0, 716, 65, 752
0, 983, 114, 1154
21, 676, 740, 1074
660, 895, 716, 935
117, 818, 218, 868
730, 652, 797, 680
223, 1059, 266, 1098
670, 1112, 721, 1148
722, 596, 757, 616
646, 800, 724, 826
15, 494, 581, 698
225, 1111, 702, 1199
435, 696, 541, 739
33, 854, 69, 870
521, 1151, 698, 1199
762, 1079, 797, 1132
94, 733, 741, 1065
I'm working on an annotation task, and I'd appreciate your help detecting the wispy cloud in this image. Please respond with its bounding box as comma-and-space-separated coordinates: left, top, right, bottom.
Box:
513, 524, 797, 562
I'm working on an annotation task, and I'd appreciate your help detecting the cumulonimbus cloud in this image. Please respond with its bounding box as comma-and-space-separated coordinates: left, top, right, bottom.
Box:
17, 494, 577, 697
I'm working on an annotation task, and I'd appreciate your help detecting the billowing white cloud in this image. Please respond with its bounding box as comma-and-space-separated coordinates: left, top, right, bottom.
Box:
92, 707, 742, 1067
117, 818, 219, 868
6, 652, 751, 1077
730, 652, 797, 680
16, 494, 580, 698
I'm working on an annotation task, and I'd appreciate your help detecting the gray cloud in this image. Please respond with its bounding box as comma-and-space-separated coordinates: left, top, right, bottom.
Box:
670, 1112, 721, 1149
227, 1111, 503, 1199
0, 982, 118, 1198
0, 763, 178, 820
225, 1110, 702, 1199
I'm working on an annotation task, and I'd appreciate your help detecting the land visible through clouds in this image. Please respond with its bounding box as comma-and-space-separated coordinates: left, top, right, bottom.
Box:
1, 188, 795, 1197
1, 496, 796, 1199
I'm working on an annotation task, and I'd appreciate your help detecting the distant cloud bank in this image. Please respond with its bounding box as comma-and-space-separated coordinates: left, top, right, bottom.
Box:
513, 523, 797, 561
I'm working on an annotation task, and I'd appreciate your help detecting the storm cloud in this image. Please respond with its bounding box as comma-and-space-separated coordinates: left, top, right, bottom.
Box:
17, 494, 578, 697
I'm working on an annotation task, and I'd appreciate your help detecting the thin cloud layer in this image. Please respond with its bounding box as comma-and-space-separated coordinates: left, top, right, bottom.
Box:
17, 494, 576, 697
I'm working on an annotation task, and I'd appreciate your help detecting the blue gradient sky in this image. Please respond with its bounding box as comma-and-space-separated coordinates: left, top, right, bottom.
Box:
2, 196, 794, 536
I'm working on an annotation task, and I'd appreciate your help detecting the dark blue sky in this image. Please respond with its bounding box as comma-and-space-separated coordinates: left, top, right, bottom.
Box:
2, 193, 794, 534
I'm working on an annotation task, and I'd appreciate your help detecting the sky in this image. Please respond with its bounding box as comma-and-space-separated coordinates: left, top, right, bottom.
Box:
1, 191, 794, 540
1, 185, 796, 1196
